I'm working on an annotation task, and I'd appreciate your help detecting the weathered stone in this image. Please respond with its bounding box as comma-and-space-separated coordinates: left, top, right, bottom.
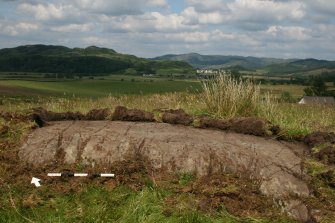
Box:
279, 200, 310, 223
19, 121, 310, 221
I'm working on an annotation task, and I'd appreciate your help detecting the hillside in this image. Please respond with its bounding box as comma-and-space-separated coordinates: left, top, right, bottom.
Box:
0, 45, 195, 75
152, 53, 335, 75
152, 53, 293, 70
263, 58, 335, 75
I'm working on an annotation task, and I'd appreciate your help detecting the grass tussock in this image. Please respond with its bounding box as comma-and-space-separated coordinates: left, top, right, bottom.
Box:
201, 75, 273, 118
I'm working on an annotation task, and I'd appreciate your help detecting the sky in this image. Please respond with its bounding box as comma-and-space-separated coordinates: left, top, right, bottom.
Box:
0, 0, 334, 59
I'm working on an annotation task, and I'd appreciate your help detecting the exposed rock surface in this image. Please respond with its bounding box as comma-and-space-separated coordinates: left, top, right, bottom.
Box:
19, 121, 311, 222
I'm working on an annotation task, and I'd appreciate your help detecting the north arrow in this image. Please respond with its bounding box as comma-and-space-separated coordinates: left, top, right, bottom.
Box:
31, 177, 41, 187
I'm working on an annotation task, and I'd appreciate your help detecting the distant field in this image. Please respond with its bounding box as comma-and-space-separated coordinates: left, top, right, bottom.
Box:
0, 77, 201, 98
1, 73, 334, 100
261, 84, 305, 97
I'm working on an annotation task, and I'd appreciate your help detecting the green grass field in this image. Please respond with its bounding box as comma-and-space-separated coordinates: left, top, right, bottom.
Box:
0, 78, 201, 98
0, 75, 314, 99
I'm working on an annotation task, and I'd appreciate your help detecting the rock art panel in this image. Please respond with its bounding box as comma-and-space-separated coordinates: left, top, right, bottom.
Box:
19, 121, 311, 221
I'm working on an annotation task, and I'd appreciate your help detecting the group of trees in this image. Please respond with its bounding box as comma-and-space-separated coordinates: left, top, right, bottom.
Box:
303, 75, 335, 97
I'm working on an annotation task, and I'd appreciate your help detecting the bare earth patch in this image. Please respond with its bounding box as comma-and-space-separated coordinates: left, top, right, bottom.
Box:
19, 120, 312, 221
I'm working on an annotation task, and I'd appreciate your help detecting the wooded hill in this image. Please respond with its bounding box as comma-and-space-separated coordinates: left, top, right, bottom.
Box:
0, 45, 195, 75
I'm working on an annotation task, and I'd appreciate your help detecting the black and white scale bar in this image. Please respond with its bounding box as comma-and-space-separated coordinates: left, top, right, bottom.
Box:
47, 173, 115, 177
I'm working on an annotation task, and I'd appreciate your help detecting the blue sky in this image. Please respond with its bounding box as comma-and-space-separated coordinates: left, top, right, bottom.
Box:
0, 0, 335, 59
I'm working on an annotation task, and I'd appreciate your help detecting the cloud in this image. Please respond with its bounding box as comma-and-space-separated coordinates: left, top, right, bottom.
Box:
0, 21, 39, 36
228, 0, 305, 22
182, 0, 306, 30
186, 0, 228, 12
0, 0, 334, 59
264, 25, 311, 41
50, 23, 93, 32
181, 7, 227, 25
103, 12, 198, 33
306, 0, 335, 15
73, 0, 167, 15
17, 3, 79, 22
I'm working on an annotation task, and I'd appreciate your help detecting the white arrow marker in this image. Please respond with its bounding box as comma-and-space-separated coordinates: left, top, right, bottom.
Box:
31, 177, 41, 187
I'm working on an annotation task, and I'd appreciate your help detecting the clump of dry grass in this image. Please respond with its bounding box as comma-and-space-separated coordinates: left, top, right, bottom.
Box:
201, 75, 273, 118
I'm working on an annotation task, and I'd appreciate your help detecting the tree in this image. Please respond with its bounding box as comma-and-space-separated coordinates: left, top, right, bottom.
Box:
124, 68, 137, 75
303, 76, 328, 96
230, 70, 241, 80
280, 91, 294, 102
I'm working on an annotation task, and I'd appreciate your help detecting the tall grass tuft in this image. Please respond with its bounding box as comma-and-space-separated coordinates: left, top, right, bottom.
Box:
201, 74, 270, 118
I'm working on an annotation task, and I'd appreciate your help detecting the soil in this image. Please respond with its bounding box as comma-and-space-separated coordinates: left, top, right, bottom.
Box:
304, 132, 335, 147
161, 109, 193, 126
0, 124, 10, 135
2, 107, 282, 137
199, 117, 231, 130
315, 146, 335, 164
317, 170, 335, 188
112, 106, 155, 122
191, 174, 280, 218
32, 107, 85, 121
85, 108, 111, 120
304, 132, 335, 164
199, 116, 280, 137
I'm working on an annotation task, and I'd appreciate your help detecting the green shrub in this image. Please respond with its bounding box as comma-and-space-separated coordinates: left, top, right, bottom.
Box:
280, 91, 294, 103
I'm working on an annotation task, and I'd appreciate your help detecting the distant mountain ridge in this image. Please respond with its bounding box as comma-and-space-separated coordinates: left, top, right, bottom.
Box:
0, 45, 194, 75
152, 53, 294, 69
152, 53, 335, 75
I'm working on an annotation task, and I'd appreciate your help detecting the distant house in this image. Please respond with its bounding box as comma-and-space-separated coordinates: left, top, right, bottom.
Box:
298, 96, 335, 105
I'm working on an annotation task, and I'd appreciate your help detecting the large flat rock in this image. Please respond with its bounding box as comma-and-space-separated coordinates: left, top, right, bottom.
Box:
19, 121, 310, 220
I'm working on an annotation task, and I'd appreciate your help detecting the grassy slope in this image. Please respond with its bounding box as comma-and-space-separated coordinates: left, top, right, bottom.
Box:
262, 59, 335, 75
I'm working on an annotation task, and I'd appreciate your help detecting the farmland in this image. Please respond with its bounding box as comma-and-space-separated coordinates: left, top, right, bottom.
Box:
0, 76, 201, 98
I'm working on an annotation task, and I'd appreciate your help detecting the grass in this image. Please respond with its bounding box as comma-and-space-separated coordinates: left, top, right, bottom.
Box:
1, 184, 283, 223
178, 173, 194, 186
201, 75, 272, 118
260, 84, 305, 98
0, 78, 201, 98
265, 103, 335, 136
